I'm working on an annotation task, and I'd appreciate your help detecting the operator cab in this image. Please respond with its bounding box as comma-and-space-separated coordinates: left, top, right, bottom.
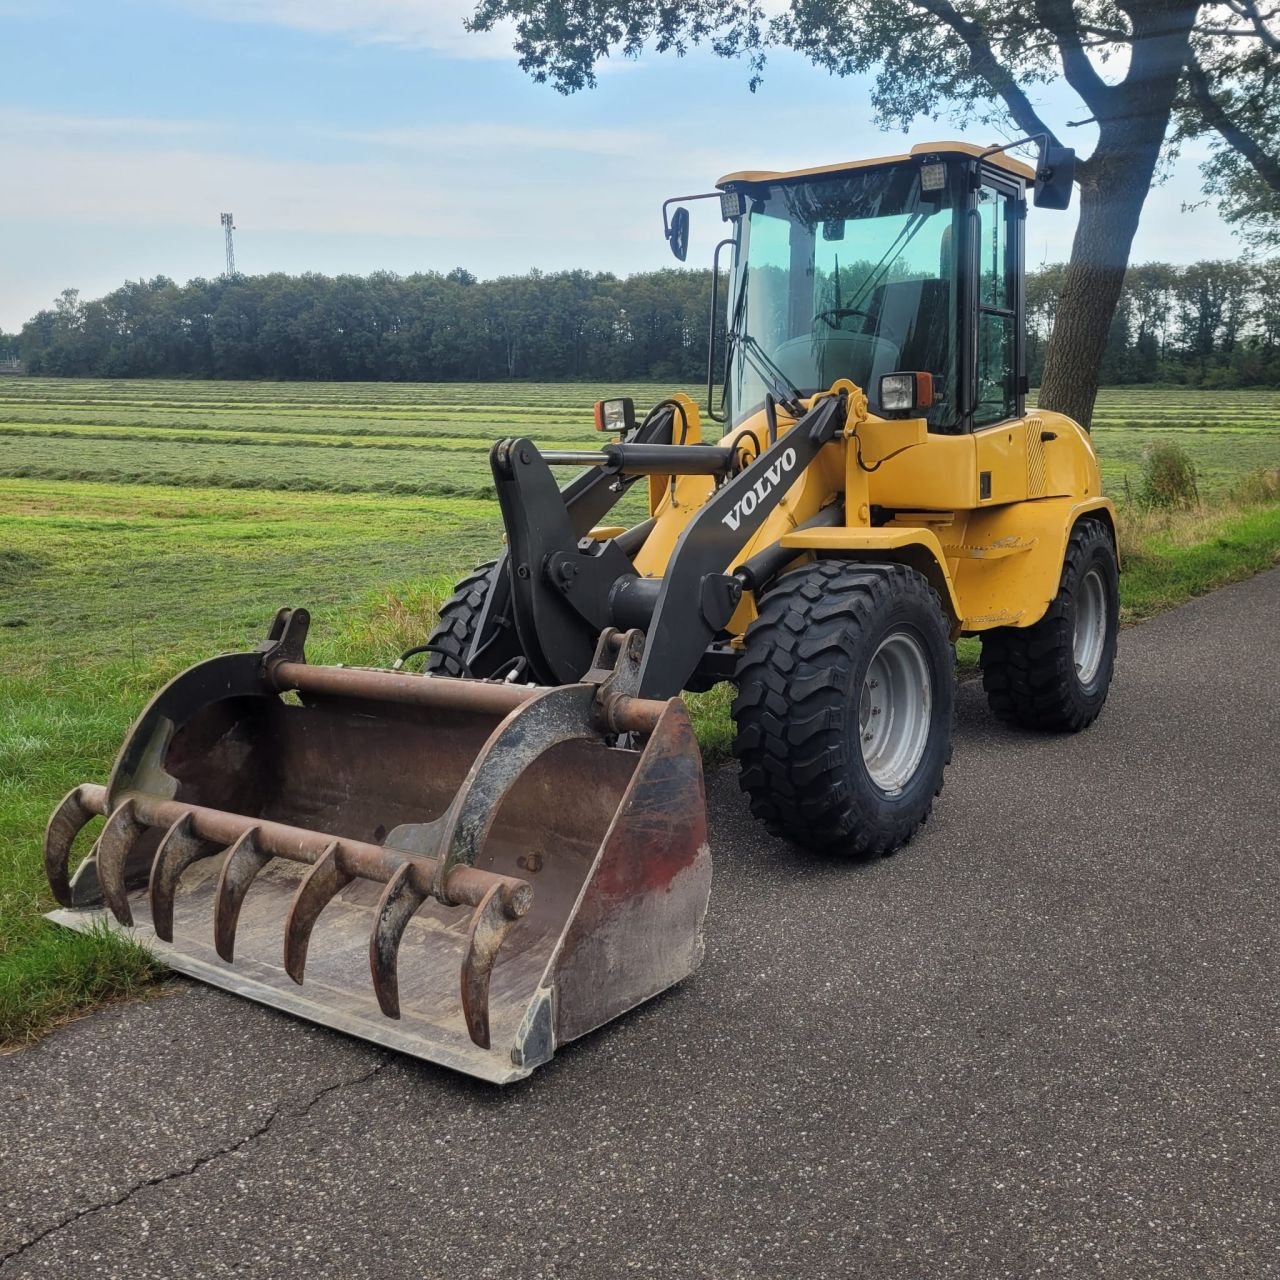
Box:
665, 140, 1074, 435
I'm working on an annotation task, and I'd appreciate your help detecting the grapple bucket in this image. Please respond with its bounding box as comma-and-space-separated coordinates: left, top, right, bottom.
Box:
43, 611, 710, 1083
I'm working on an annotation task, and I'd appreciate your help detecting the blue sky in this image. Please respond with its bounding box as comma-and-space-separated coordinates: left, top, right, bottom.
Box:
0, 0, 1240, 331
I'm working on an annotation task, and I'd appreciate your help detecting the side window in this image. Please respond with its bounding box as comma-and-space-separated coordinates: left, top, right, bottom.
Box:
974, 185, 1016, 426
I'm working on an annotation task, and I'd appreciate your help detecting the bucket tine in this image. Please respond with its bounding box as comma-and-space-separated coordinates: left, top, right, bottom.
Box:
149, 813, 220, 942
283, 841, 350, 984
44, 784, 109, 907
213, 828, 272, 962
460, 883, 518, 1050
369, 862, 427, 1019
97, 800, 147, 926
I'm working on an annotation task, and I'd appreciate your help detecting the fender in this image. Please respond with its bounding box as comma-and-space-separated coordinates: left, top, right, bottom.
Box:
948, 496, 1116, 630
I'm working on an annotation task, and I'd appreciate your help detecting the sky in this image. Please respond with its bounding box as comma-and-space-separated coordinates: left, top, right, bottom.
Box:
0, 0, 1243, 332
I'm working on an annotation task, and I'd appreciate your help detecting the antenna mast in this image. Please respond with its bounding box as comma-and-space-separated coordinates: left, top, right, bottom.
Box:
220, 212, 237, 277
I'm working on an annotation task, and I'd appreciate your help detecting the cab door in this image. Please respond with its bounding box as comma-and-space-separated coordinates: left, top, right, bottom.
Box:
968, 171, 1025, 429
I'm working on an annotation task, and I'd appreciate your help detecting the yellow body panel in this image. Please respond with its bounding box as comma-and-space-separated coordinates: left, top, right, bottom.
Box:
625, 384, 1115, 639
718, 141, 1035, 188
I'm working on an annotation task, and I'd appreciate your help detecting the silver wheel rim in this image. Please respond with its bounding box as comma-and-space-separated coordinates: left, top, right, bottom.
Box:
1074, 567, 1107, 686
858, 630, 932, 796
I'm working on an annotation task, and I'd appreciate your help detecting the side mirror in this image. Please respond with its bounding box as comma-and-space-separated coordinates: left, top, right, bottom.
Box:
1034, 143, 1076, 210
667, 206, 689, 262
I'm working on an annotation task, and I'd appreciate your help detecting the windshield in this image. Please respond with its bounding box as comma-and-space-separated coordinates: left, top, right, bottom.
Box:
725, 163, 961, 430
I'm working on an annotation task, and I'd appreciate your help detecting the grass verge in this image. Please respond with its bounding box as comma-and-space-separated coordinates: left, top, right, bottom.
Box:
2, 492, 1278, 1050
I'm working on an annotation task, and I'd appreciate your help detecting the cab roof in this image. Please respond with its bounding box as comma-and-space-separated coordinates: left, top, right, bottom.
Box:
717, 140, 1036, 188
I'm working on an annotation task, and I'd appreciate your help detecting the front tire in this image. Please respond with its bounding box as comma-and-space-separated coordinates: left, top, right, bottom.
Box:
731, 562, 954, 856
424, 561, 518, 678
979, 517, 1119, 732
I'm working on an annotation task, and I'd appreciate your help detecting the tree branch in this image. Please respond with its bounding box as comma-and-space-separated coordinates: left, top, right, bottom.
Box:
1033, 0, 1114, 112
1234, 0, 1280, 49
1192, 24, 1278, 38
909, 0, 1062, 143
1187, 53, 1280, 192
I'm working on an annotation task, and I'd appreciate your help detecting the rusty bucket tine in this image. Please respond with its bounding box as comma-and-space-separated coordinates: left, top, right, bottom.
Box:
369, 863, 428, 1020
282, 841, 349, 984
149, 814, 222, 942
97, 800, 147, 927
213, 828, 274, 963
44, 783, 109, 907
460, 884, 517, 1049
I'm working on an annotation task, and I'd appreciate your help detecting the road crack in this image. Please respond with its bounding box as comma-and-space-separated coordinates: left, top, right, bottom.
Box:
0, 1056, 391, 1271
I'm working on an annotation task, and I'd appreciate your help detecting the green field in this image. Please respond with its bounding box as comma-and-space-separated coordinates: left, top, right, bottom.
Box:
4, 379, 1278, 501
2, 377, 1278, 1046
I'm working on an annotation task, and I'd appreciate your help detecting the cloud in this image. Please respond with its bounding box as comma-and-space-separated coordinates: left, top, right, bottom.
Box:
166, 0, 515, 55
0, 108, 210, 139
330, 122, 662, 159
0, 142, 457, 236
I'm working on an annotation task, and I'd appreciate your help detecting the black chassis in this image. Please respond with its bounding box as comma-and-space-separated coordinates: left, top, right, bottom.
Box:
464, 392, 849, 701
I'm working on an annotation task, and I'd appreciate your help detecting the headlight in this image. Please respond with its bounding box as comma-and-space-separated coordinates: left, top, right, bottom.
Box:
878, 372, 934, 414
593, 397, 637, 435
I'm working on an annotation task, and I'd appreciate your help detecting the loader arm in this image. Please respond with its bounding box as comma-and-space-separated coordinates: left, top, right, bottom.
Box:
466, 402, 684, 679
491, 391, 849, 699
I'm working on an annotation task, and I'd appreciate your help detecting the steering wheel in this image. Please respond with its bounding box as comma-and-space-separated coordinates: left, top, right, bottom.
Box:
814, 306, 874, 330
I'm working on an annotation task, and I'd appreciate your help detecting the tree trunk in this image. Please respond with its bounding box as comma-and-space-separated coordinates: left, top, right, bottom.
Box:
1039, 3, 1200, 428
1038, 149, 1156, 426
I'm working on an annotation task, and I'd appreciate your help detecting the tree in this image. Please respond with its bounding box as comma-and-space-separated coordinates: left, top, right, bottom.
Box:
468, 0, 1280, 426
1178, 1, 1280, 248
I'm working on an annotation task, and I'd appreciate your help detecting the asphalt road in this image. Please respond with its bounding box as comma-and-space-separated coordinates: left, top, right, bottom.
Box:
3, 570, 1277, 1279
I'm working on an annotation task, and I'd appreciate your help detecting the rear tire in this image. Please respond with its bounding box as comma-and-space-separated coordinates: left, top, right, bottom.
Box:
979, 517, 1119, 732
424, 561, 508, 677
731, 562, 954, 856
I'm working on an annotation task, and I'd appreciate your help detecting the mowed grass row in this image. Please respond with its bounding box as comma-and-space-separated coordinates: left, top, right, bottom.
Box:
6, 377, 1278, 420
1, 379, 1277, 497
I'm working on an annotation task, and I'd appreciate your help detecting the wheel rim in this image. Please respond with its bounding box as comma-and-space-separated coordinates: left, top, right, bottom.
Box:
858, 630, 932, 796
1073, 567, 1107, 686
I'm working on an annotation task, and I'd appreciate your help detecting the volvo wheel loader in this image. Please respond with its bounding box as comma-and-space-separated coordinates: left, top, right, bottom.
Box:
44, 139, 1118, 1083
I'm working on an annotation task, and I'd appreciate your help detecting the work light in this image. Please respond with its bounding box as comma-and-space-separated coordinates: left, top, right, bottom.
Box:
879, 372, 935, 414
720, 190, 744, 220
594, 397, 637, 434
919, 162, 946, 193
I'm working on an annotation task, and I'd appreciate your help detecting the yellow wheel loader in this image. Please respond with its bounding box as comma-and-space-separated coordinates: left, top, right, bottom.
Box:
44, 138, 1118, 1082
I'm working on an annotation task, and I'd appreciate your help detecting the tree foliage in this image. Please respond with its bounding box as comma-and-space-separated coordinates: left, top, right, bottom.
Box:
1027, 256, 1280, 385
1178, 1, 1280, 247
14, 269, 723, 383
14, 261, 1279, 387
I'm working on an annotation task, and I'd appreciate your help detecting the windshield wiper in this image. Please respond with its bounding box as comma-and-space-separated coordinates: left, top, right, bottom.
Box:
739, 336, 806, 418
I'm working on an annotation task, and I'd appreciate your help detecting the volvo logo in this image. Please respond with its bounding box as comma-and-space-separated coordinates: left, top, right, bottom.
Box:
721, 447, 798, 532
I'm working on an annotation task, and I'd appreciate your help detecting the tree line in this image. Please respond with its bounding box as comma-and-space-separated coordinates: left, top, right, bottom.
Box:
6, 269, 719, 384
6, 258, 1279, 387
1027, 257, 1280, 389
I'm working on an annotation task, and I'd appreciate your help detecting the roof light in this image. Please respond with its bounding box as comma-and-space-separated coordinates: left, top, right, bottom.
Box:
920, 162, 946, 193
720, 190, 744, 220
